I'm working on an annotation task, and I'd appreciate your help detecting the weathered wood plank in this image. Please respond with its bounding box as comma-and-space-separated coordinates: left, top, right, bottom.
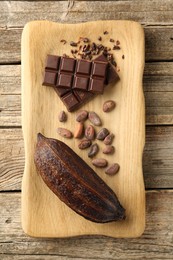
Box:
0, 1, 173, 28
0, 191, 173, 259
1, 62, 173, 126
0, 126, 173, 191
1, 27, 173, 63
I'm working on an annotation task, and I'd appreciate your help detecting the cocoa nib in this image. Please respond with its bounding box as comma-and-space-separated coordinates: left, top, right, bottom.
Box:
60, 39, 67, 45
70, 41, 78, 47
113, 45, 121, 50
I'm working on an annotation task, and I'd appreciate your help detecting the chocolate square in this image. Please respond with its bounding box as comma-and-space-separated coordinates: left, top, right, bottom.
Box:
46, 55, 60, 70
73, 76, 89, 91
61, 92, 79, 112
74, 90, 94, 103
76, 60, 91, 75
88, 78, 105, 94
92, 61, 107, 78
57, 74, 73, 89
54, 87, 70, 97
43, 71, 57, 86
60, 57, 76, 73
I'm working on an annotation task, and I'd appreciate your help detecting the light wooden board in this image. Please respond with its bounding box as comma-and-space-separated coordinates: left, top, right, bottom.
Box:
21, 20, 145, 238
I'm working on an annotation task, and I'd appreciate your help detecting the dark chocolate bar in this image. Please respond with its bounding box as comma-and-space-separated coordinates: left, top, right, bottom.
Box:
43, 54, 119, 112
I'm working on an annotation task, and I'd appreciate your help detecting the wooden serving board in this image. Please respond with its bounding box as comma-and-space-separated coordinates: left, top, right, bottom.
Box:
21, 20, 145, 238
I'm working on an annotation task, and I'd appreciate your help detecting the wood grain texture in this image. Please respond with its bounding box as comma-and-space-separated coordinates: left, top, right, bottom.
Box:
21, 20, 145, 238
1, 126, 173, 191
1, 1, 173, 28
0, 191, 173, 259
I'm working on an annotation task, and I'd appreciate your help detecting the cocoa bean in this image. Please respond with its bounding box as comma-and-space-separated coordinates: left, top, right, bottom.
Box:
103, 145, 115, 154
78, 139, 91, 149
92, 158, 108, 168
105, 163, 120, 175
88, 143, 99, 158
96, 128, 109, 140
76, 110, 88, 122
85, 125, 95, 140
58, 110, 67, 122
74, 122, 84, 138
103, 100, 116, 112
88, 111, 102, 126
103, 133, 114, 145
57, 128, 73, 138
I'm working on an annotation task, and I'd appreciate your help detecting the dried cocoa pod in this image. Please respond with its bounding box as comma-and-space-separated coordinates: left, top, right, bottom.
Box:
103, 133, 114, 145
103, 100, 116, 112
58, 110, 67, 122
76, 110, 88, 122
78, 139, 91, 149
92, 158, 108, 168
105, 163, 120, 175
88, 111, 102, 126
88, 143, 99, 158
103, 145, 115, 154
74, 122, 84, 138
57, 127, 73, 138
85, 125, 95, 140
96, 128, 110, 140
34, 133, 125, 223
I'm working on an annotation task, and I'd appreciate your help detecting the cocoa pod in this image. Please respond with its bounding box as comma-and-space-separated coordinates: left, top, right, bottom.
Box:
76, 110, 88, 122
105, 163, 120, 175
85, 125, 95, 140
78, 139, 91, 149
88, 143, 99, 158
96, 128, 109, 140
34, 133, 125, 223
57, 127, 73, 138
92, 158, 108, 168
103, 100, 116, 112
88, 111, 102, 126
74, 122, 84, 138
103, 133, 114, 145
103, 145, 115, 154
58, 110, 67, 122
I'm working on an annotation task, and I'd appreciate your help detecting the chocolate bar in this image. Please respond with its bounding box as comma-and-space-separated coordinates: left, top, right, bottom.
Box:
43, 54, 119, 112
43, 55, 107, 94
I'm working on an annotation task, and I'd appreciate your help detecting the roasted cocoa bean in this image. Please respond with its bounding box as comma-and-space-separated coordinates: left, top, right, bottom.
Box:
92, 158, 108, 168
88, 143, 99, 158
85, 125, 95, 140
103, 145, 115, 154
103, 133, 114, 145
105, 163, 120, 175
58, 110, 67, 122
57, 128, 73, 138
74, 122, 84, 138
76, 110, 88, 122
96, 128, 109, 140
103, 100, 116, 112
78, 139, 91, 149
88, 111, 102, 126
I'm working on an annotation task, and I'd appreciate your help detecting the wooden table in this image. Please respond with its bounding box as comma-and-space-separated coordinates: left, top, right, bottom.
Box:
0, 1, 173, 259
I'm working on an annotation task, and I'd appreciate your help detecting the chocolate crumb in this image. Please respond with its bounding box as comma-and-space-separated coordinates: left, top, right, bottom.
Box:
60, 39, 67, 45
103, 31, 108, 35
170, 37, 173, 40
98, 36, 102, 41
83, 37, 90, 43
122, 55, 125, 59
110, 39, 114, 42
